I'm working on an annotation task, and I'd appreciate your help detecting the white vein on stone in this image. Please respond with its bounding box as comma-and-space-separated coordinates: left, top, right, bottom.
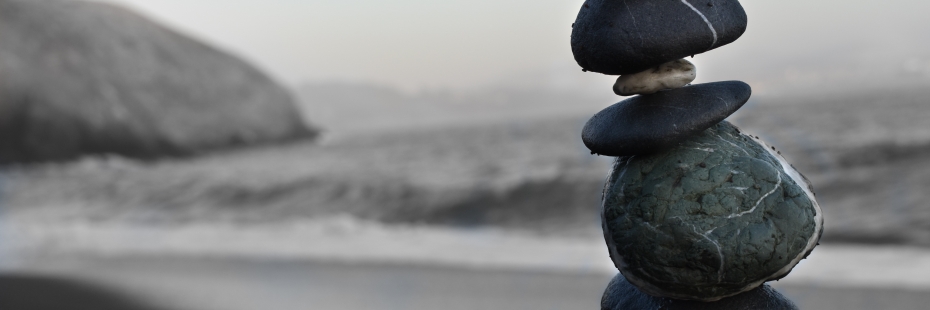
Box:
747, 134, 824, 283
653, 104, 688, 111
679, 127, 826, 301
707, 235, 725, 283
690, 147, 716, 153
680, 0, 718, 49
688, 223, 725, 283
616, 156, 635, 199
603, 158, 629, 202
710, 0, 723, 34
642, 221, 661, 232
727, 171, 782, 219
716, 96, 729, 109
713, 131, 751, 156
602, 157, 673, 302
622, 0, 644, 47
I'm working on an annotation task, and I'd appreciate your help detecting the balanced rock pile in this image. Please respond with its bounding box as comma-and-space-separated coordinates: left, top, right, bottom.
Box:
570, 1, 823, 308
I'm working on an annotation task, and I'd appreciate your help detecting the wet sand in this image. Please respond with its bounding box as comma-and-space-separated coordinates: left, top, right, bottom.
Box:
7, 255, 930, 310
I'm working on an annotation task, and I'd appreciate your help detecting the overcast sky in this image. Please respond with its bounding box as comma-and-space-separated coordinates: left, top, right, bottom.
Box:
93, 0, 930, 94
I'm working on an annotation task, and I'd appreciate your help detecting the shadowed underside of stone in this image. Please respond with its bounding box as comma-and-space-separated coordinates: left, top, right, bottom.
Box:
571, 0, 747, 75
601, 121, 823, 301
582, 81, 751, 157
601, 273, 799, 310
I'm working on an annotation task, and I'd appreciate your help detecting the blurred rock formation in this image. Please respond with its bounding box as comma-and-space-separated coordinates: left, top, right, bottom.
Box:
0, 0, 316, 164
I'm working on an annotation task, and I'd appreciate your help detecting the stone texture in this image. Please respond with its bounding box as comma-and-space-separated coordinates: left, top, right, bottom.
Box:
614, 59, 696, 96
571, 0, 747, 75
601, 273, 799, 310
582, 81, 750, 157
0, 0, 316, 164
601, 121, 823, 301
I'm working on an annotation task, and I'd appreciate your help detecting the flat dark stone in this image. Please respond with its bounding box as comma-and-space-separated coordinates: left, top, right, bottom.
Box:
602, 273, 799, 310
582, 81, 750, 156
571, 0, 747, 75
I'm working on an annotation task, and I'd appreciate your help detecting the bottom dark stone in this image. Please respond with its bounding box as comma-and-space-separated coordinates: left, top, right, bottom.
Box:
602, 273, 798, 310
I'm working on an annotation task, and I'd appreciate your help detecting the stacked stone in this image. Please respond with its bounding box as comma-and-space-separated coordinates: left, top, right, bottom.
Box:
570, 1, 823, 309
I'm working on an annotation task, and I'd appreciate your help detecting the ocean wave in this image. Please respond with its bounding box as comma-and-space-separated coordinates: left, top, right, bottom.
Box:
1, 112, 929, 248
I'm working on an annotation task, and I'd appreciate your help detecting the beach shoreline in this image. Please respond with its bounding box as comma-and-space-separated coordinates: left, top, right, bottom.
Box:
4, 252, 930, 310
4, 217, 930, 291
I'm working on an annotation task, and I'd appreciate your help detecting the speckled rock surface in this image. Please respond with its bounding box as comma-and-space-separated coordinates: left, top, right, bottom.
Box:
582, 81, 750, 157
601, 273, 799, 310
613, 59, 696, 96
571, 0, 747, 75
601, 121, 823, 301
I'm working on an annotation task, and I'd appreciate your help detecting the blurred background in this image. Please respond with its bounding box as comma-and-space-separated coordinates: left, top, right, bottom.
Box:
2, 0, 930, 309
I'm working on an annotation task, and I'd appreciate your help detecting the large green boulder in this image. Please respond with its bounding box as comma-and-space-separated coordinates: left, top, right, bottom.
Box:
602, 121, 822, 301
0, 0, 315, 164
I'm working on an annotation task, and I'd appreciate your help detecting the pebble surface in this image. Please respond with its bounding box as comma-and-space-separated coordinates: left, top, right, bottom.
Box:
613, 59, 696, 96
571, 0, 747, 75
601, 121, 823, 301
582, 81, 751, 157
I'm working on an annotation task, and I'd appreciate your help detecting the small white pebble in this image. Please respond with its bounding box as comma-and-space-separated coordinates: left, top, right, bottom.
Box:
613, 59, 696, 96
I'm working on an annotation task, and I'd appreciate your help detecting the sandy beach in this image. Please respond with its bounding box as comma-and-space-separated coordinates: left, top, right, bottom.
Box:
5, 255, 930, 310
3, 219, 930, 310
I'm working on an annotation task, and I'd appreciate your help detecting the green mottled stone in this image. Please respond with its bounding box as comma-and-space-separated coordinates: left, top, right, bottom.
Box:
602, 121, 822, 301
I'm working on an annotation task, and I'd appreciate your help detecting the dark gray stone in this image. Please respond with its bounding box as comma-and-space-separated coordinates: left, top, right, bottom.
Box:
601, 121, 823, 301
0, 0, 316, 164
601, 273, 799, 310
571, 0, 747, 75
582, 81, 750, 157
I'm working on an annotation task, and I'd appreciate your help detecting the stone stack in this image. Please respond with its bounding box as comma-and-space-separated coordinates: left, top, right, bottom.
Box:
570, 1, 823, 308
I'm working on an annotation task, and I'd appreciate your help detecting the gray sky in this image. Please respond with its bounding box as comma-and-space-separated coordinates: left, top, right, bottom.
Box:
94, 0, 930, 94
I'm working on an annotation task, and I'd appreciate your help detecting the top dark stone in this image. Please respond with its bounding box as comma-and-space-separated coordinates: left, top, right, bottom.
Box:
601, 273, 799, 310
582, 81, 750, 157
571, 0, 747, 75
